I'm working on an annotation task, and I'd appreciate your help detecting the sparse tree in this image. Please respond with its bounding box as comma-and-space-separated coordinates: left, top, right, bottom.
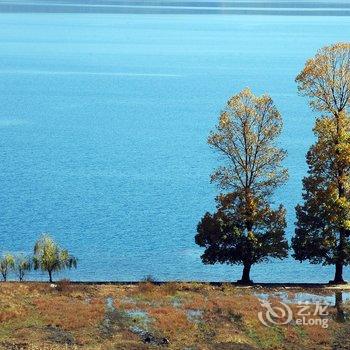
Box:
292, 43, 350, 284
14, 254, 32, 281
33, 234, 77, 283
0, 254, 15, 281
196, 88, 289, 284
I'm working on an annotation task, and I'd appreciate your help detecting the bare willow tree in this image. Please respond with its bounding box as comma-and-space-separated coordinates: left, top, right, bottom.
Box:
196, 88, 289, 284
292, 43, 350, 284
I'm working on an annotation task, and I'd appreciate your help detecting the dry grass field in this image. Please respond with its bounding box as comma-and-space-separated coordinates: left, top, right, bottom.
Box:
0, 281, 349, 350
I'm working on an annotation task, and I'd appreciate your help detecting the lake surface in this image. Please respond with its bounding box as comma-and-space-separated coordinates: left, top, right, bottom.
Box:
0, 1, 350, 282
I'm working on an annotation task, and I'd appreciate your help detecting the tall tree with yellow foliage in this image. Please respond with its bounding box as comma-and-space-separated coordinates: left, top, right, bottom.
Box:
196, 88, 289, 284
292, 43, 350, 284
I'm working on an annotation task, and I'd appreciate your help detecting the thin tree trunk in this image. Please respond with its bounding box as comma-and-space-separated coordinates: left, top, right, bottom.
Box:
48, 270, 53, 283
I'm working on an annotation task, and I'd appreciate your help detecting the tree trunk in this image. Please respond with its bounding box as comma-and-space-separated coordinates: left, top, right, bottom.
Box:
331, 261, 346, 284
331, 113, 348, 285
48, 270, 53, 283
238, 263, 253, 285
330, 227, 348, 284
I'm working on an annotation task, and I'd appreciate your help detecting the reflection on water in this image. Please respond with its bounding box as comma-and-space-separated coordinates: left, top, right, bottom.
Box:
257, 290, 350, 323
255, 290, 350, 305
0, 0, 349, 15
335, 291, 349, 323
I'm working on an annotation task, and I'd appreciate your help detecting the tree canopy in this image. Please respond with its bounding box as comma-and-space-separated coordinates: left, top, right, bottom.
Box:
196, 193, 288, 265
295, 43, 350, 114
208, 88, 288, 197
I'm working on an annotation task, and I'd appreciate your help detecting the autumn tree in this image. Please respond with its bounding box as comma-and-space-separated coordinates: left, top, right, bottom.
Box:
292, 43, 350, 284
195, 88, 289, 284
33, 234, 77, 282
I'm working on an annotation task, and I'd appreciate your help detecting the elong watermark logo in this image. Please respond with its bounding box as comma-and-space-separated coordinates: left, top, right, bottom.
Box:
258, 299, 329, 328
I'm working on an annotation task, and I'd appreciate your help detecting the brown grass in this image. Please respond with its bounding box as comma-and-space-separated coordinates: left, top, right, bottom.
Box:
0, 282, 348, 350
33, 296, 104, 330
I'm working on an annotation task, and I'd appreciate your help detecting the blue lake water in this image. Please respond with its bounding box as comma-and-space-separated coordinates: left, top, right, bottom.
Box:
0, 1, 350, 282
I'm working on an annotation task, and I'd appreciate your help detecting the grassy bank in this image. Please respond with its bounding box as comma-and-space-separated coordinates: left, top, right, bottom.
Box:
0, 282, 349, 350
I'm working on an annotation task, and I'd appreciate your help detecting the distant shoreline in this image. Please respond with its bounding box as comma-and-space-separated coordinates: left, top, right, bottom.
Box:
1, 1, 350, 15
